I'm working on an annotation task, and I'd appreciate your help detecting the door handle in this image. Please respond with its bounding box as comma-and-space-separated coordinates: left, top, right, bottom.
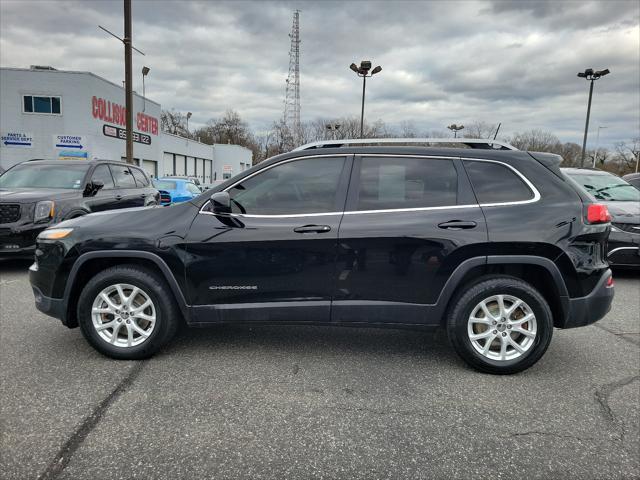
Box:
115, 195, 123, 201
294, 225, 332, 234
140, 194, 146, 198
438, 220, 477, 230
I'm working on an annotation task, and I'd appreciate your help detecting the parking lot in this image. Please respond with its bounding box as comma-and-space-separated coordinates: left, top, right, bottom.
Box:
0, 259, 638, 480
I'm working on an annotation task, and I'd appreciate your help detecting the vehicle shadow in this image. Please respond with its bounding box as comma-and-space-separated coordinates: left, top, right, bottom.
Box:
167, 323, 455, 361
0, 259, 33, 274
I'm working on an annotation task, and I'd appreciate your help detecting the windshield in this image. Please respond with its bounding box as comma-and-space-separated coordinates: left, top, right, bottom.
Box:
566, 172, 640, 202
0, 163, 90, 189
153, 180, 177, 190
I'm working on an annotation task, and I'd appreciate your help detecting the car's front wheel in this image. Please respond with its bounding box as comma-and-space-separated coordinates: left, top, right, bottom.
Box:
77, 265, 179, 359
446, 276, 553, 374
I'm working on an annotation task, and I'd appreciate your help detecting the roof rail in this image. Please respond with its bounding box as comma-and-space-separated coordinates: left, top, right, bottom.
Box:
293, 138, 518, 151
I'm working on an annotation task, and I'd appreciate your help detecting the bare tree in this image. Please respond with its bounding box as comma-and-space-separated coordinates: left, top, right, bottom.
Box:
508, 129, 561, 152
160, 109, 189, 137
463, 121, 499, 139
613, 138, 640, 172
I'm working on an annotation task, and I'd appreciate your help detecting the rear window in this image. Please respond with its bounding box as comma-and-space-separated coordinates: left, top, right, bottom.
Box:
130, 168, 150, 187
110, 165, 137, 188
464, 161, 534, 204
153, 180, 177, 190
357, 157, 458, 210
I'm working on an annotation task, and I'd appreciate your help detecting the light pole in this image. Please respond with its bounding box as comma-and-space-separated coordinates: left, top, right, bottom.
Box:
141, 66, 150, 112
592, 125, 608, 168
186, 112, 192, 137
578, 68, 610, 167
447, 124, 464, 138
350, 61, 382, 138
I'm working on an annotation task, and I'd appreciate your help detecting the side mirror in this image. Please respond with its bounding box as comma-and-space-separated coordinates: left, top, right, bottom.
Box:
84, 180, 104, 197
210, 191, 231, 214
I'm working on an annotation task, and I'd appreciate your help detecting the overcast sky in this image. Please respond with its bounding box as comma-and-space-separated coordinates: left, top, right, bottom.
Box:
1, 0, 638, 147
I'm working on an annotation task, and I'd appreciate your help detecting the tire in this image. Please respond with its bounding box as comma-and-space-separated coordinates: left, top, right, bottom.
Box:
446, 276, 553, 375
77, 264, 180, 359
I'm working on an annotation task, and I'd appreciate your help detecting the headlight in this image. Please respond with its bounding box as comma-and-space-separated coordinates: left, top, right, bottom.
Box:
34, 201, 55, 223
38, 228, 73, 240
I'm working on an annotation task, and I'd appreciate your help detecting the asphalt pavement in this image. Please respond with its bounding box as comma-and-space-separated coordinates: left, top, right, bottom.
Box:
1, 259, 638, 480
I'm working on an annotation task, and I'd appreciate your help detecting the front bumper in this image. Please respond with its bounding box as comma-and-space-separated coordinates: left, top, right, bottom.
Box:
32, 284, 67, 324
562, 268, 614, 329
0, 223, 47, 258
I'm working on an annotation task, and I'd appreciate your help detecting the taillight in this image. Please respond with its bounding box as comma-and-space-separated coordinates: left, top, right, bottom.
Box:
606, 275, 614, 288
586, 204, 611, 224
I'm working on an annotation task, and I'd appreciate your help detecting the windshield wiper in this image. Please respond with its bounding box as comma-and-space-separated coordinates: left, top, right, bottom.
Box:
596, 184, 633, 193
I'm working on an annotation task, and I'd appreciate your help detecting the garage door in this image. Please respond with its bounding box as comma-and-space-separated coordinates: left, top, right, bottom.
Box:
186, 157, 195, 176
142, 160, 157, 178
163, 152, 174, 176
175, 155, 186, 175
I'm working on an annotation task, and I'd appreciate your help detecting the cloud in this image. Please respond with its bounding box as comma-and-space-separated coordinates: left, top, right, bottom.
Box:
1, 0, 638, 148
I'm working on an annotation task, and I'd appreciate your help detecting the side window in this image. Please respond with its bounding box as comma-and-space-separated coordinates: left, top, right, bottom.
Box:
227, 157, 346, 215
185, 183, 201, 194
130, 168, 150, 187
356, 157, 457, 211
110, 165, 137, 188
464, 161, 534, 204
90, 165, 115, 189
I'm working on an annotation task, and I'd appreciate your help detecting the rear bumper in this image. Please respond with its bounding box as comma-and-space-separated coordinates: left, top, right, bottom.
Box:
561, 268, 614, 329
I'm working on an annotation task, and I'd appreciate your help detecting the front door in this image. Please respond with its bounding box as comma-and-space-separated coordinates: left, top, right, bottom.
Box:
333, 154, 488, 324
184, 155, 352, 323
84, 164, 120, 213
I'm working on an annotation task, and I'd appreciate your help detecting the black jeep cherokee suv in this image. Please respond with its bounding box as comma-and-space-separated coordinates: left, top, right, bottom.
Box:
0, 159, 159, 257
29, 142, 614, 374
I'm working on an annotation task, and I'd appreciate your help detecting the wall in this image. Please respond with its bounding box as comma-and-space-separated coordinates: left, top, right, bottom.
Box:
211, 144, 253, 182
0, 68, 161, 169
160, 133, 214, 182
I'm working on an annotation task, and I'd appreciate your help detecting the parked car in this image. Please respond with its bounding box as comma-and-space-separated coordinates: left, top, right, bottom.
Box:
152, 178, 202, 205
563, 168, 639, 268
30, 139, 614, 374
165, 175, 203, 191
622, 172, 640, 190
0, 159, 159, 258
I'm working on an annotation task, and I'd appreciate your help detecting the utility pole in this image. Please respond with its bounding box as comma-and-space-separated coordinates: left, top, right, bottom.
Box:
98, 1, 145, 165
124, 0, 133, 164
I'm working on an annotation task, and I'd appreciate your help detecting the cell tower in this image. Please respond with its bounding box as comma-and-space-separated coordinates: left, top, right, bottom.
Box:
284, 10, 301, 144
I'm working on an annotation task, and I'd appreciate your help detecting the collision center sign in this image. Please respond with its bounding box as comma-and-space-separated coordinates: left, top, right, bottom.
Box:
91, 96, 158, 135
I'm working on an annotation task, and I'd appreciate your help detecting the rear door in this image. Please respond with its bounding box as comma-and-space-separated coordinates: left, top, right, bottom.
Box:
109, 164, 140, 208
333, 154, 488, 324
130, 167, 153, 206
184, 155, 352, 323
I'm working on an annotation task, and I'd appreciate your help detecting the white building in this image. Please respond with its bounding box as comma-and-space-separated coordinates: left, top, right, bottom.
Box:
0, 66, 252, 183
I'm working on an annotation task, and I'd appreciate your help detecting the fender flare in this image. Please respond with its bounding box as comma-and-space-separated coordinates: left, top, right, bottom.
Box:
433, 254, 570, 323
63, 209, 89, 220
63, 250, 189, 321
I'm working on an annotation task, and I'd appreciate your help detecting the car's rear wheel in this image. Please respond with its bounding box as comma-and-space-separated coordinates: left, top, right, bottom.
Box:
77, 265, 179, 359
446, 276, 553, 374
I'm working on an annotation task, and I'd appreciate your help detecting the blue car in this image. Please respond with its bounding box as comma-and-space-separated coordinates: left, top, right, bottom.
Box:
152, 178, 202, 205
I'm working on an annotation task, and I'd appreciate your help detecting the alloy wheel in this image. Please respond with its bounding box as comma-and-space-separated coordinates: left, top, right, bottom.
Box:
91, 283, 156, 348
467, 294, 537, 361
